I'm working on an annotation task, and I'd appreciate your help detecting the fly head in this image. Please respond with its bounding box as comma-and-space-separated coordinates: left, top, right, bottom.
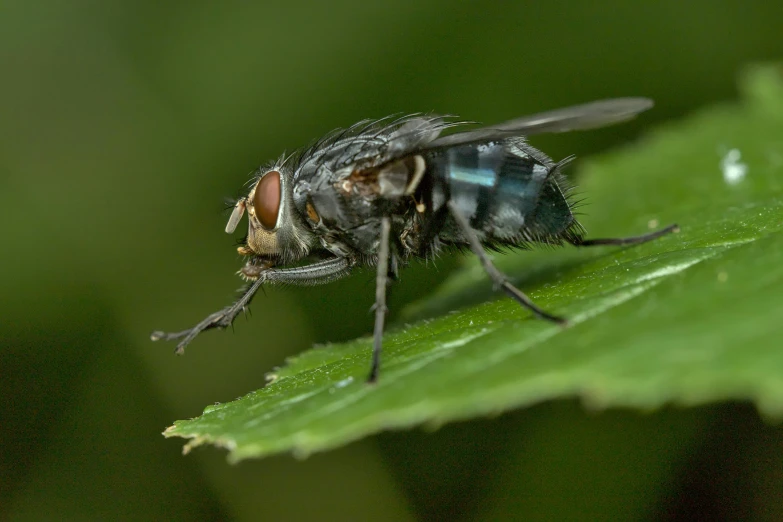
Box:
226, 164, 316, 272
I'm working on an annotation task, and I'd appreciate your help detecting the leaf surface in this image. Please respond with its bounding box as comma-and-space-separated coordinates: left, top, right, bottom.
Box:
165, 65, 783, 462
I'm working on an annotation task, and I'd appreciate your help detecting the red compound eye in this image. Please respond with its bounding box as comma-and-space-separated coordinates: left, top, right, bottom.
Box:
253, 170, 281, 229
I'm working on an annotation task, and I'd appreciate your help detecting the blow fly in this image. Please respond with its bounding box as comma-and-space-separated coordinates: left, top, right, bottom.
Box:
152, 98, 677, 382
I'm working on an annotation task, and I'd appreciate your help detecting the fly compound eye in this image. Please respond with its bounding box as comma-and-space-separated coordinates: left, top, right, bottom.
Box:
253, 170, 281, 230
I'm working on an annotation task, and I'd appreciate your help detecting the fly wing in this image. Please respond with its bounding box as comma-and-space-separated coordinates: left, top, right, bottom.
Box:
428, 98, 653, 149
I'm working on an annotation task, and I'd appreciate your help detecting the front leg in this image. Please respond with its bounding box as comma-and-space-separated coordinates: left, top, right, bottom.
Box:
151, 257, 352, 354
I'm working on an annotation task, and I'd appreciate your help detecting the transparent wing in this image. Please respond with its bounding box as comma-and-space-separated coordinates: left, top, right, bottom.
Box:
429, 98, 653, 149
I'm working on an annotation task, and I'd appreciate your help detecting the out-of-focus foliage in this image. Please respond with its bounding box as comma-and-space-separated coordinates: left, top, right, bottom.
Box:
2, 1, 782, 520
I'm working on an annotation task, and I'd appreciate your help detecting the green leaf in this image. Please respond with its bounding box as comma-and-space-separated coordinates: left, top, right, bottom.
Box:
165, 64, 783, 462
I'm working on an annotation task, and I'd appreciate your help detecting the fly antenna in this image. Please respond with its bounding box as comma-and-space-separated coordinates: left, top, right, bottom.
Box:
225, 198, 246, 233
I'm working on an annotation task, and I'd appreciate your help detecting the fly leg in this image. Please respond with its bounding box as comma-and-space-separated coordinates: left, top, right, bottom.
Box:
151, 257, 352, 354
368, 215, 392, 383
417, 204, 450, 258
447, 201, 567, 325
570, 223, 679, 247
150, 278, 264, 354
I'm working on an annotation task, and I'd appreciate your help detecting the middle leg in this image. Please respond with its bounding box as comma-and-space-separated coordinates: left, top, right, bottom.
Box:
447, 201, 567, 325
368, 215, 392, 383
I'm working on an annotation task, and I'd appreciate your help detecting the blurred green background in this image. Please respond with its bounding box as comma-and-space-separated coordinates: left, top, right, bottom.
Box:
2, 1, 782, 520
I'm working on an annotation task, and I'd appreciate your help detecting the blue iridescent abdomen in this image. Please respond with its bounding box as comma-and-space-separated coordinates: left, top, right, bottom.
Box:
426, 138, 577, 245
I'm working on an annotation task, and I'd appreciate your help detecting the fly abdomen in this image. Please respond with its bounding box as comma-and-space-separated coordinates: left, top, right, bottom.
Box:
426, 139, 576, 244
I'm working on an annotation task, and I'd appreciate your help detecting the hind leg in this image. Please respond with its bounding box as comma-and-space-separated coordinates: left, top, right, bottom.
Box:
570, 223, 679, 247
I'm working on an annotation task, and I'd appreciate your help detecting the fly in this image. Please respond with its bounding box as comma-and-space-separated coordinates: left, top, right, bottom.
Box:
151, 98, 678, 382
